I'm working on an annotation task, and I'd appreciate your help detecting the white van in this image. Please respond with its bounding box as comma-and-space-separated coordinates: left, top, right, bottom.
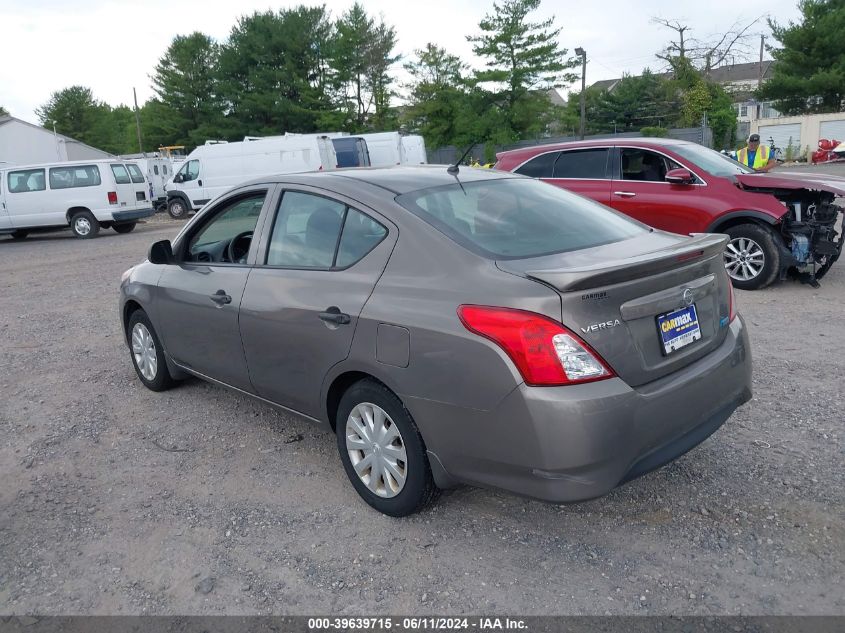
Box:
359, 132, 404, 167
164, 136, 338, 218
400, 135, 428, 165
122, 155, 172, 211
0, 159, 154, 239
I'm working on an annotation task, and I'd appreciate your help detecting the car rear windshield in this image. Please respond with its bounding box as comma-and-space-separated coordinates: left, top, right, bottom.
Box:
396, 178, 645, 260
670, 143, 753, 177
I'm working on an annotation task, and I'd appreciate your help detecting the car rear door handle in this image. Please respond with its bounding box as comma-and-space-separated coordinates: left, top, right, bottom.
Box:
210, 289, 232, 305
319, 307, 351, 325
613, 191, 637, 197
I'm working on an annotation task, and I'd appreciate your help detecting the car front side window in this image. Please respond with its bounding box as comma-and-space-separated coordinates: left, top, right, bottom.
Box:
185, 192, 267, 264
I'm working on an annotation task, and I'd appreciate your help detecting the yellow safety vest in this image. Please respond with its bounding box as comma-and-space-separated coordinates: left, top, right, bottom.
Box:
737, 145, 771, 169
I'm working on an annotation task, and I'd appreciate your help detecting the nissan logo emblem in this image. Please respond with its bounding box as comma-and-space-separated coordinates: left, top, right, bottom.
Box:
683, 288, 694, 306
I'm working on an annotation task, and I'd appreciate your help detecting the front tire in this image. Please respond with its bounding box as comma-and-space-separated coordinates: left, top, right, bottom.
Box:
167, 199, 188, 219
127, 310, 175, 392
70, 211, 100, 239
113, 222, 137, 234
724, 223, 781, 290
10, 230, 28, 240
336, 379, 439, 517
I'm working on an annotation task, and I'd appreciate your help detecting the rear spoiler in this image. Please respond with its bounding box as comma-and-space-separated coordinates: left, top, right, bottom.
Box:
525, 233, 727, 292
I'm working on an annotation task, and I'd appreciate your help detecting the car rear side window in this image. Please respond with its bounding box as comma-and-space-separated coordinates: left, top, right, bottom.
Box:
111, 164, 131, 184
49, 165, 102, 189
397, 178, 644, 259
266, 192, 386, 269
514, 152, 559, 178
8, 169, 46, 193
126, 164, 145, 183
553, 148, 609, 178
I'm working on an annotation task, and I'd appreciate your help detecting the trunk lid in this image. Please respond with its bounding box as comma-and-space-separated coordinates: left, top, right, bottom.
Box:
497, 232, 733, 387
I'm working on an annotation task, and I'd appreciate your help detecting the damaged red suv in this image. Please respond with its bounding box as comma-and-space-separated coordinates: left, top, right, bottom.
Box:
495, 138, 845, 289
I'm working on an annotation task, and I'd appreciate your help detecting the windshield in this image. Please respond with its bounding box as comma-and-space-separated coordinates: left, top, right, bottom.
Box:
671, 143, 753, 177
396, 178, 645, 260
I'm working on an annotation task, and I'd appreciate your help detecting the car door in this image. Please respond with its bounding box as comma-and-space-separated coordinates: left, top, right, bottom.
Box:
6, 168, 47, 227
109, 164, 135, 210
239, 187, 397, 418
544, 147, 612, 204
174, 159, 206, 208
154, 186, 274, 391
0, 172, 11, 230
609, 147, 705, 234
514, 148, 612, 205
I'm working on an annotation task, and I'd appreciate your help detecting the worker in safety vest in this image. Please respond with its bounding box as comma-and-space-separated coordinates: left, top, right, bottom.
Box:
736, 134, 777, 172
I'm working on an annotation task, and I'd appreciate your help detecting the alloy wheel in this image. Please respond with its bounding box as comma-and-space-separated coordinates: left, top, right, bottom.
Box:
131, 323, 158, 381
345, 402, 407, 498
724, 237, 765, 281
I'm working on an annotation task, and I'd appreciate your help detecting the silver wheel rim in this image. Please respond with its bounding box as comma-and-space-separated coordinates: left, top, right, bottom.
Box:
724, 237, 765, 281
75, 216, 91, 236
345, 402, 407, 498
131, 323, 158, 381
171, 203, 184, 216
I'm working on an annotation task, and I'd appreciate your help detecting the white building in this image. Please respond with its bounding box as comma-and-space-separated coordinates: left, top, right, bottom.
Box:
0, 115, 113, 165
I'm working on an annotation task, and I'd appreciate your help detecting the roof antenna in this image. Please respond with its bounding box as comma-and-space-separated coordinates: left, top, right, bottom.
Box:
447, 142, 477, 175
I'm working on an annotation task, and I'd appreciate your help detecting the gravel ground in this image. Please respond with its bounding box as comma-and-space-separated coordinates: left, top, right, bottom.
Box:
0, 215, 842, 616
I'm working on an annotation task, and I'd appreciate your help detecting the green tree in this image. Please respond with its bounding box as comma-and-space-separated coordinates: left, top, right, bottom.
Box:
217, 7, 338, 138
759, 0, 845, 114
402, 44, 473, 148
467, 0, 578, 141
334, 3, 400, 130
151, 32, 223, 146
0, 105, 8, 116
35, 86, 101, 144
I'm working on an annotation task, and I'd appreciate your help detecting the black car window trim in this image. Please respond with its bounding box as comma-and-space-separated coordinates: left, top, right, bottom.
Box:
612, 146, 708, 186
259, 188, 389, 272
177, 188, 271, 267
551, 147, 612, 180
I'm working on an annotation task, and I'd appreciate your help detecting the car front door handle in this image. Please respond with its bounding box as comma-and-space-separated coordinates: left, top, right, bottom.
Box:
613, 191, 637, 197
319, 307, 351, 325
198, 179, 203, 187
210, 289, 232, 305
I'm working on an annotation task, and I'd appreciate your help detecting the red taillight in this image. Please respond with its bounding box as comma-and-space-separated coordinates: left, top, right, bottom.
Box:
107, 191, 118, 205
457, 305, 615, 386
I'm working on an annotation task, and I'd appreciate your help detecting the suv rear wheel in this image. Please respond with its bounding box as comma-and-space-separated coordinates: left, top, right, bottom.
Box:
336, 379, 439, 516
724, 223, 781, 290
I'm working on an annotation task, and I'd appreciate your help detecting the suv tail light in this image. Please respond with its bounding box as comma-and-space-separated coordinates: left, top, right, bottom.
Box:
457, 305, 615, 386
107, 191, 118, 205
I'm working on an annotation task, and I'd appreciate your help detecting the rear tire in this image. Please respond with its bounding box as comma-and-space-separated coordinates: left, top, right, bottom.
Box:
10, 230, 28, 240
167, 199, 188, 219
723, 223, 781, 290
127, 310, 175, 392
336, 379, 439, 517
70, 211, 99, 239
113, 222, 137, 234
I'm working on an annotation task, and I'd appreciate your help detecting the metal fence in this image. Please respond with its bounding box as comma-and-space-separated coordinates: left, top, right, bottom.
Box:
426, 127, 713, 165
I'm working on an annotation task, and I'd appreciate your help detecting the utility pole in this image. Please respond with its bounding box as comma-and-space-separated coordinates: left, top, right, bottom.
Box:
575, 47, 587, 140
757, 35, 765, 119
51, 121, 61, 160
133, 87, 143, 154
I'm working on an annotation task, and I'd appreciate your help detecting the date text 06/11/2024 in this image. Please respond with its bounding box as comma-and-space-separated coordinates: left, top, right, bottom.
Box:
307, 617, 528, 630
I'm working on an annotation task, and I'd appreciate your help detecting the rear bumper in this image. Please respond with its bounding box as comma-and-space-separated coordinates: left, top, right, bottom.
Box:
112, 208, 155, 223
411, 316, 752, 503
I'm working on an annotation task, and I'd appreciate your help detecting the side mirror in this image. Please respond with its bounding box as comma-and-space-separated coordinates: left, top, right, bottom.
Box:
173, 173, 184, 183
148, 240, 174, 265
665, 168, 694, 185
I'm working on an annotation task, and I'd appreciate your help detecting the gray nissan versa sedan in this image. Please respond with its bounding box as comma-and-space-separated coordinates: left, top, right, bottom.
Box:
120, 166, 752, 516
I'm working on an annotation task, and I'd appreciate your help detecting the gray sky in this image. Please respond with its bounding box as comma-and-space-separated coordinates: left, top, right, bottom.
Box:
0, 0, 800, 125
